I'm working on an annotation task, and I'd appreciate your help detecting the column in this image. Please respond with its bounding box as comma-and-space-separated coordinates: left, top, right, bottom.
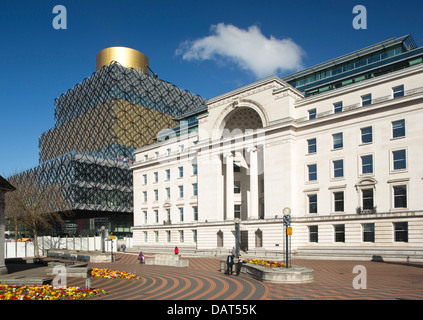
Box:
224, 153, 234, 220
248, 147, 259, 219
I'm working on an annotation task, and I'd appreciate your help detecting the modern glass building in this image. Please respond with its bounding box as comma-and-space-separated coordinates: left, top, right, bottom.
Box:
22, 48, 206, 236
282, 34, 423, 96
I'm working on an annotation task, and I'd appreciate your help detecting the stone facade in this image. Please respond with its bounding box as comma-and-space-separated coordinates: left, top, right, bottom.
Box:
131, 52, 423, 261
0, 176, 15, 274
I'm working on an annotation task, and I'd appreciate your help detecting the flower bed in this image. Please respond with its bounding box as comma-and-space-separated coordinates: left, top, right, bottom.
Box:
91, 268, 142, 280
0, 284, 106, 300
246, 258, 286, 268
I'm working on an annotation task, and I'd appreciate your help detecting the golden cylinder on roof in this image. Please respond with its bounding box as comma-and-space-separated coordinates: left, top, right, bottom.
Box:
96, 47, 150, 75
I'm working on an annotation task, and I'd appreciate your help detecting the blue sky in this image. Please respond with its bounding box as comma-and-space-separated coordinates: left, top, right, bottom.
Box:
1, 0, 422, 177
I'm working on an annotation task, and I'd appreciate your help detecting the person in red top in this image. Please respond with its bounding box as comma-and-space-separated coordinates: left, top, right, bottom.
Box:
174, 246, 179, 255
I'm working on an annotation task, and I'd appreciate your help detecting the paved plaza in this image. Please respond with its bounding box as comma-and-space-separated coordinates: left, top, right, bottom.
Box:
70, 253, 423, 300
3, 253, 423, 301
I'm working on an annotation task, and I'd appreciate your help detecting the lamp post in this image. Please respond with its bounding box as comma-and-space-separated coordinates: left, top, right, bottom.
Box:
282, 207, 291, 268
110, 236, 114, 262
234, 218, 241, 259
100, 226, 105, 253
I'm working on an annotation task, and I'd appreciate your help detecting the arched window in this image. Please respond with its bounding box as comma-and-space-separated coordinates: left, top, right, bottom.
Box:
255, 229, 263, 248
217, 230, 224, 247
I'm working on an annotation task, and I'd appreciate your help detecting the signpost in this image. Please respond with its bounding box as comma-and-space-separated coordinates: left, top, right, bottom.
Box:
283, 207, 291, 268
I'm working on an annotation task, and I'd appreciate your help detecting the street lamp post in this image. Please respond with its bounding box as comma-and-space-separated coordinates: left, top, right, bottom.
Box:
234, 218, 241, 259
100, 226, 105, 253
282, 207, 291, 268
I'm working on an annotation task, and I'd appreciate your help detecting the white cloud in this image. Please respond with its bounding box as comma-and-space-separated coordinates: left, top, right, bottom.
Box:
176, 23, 305, 78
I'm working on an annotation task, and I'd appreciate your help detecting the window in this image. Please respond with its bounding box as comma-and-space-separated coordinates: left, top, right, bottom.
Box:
362, 189, 374, 210
154, 210, 159, 223
155, 151, 159, 159
178, 166, 184, 178
143, 174, 147, 185
393, 85, 404, 99
179, 230, 184, 242
234, 205, 241, 219
308, 164, 317, 181
154, 189, 158, 201
154, 172, 158, 183
255, 229, 263, 247
166, 231, 171, 242
361, 126, 372, 144
193, 230, 197, 243
179, 207, 184, 221
361, 155, 373, 174
334, 224, 345, 242
217, 230, 224, 247
167, 148, 172, 156
193, 206, 198, 221
334, 191, 344, 212
362, 223, 375, 242
309, 226, 318, 243
308, 194, 317, 214
308, 108, 317, 119
392, 120, 405, 138
307, 138, 317, 154
193, 183, 198, 196
334, 101, 343, 113
192, 164, 198, 175
178, 185, 184, 198
166, 209, 171, 222
362, 94, 372, 106
234, 181, 241, 194
394, 222, 408, 242
333, 159, 344, 178
393, 185, 407, 208
144, 231, 147, 242
155, 231, 159, 242
143, 191, 147, 202
393, 149, 406, 170
166, 187, 171, 199
333, 133, 343, 149
166, 169, 171, 180
143, 210, 147, 224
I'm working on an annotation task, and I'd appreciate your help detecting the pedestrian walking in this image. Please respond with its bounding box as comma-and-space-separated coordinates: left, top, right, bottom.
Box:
226, 251, 235, 275
138, 251, 144, 264
174, 246, 179, 255
121, 244, 126, 253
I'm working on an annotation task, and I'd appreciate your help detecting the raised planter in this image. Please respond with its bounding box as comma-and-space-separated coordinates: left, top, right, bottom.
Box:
0, 276, 53, 286
145, 254, 189, 267
46, 262, 92, 279
220, 260, 313, 284
47, 249, 112, 262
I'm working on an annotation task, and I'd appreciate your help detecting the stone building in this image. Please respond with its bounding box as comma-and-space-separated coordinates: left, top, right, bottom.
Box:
132, 35, 423, 261
0, 176, 15, 274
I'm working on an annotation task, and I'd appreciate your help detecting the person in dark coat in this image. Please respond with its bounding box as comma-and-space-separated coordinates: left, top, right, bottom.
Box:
226, 251, 235, 275
235, 254, 245, 276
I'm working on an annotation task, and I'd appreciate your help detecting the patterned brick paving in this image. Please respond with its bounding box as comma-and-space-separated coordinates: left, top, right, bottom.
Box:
65, 253, 423, 300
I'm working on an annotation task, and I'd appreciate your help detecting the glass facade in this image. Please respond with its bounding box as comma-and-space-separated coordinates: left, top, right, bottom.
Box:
16, 62, 206, 236
282, 35, 423, 97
